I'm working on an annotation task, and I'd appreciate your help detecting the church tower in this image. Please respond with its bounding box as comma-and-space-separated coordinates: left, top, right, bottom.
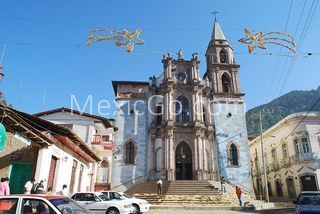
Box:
205, 19, 253, 191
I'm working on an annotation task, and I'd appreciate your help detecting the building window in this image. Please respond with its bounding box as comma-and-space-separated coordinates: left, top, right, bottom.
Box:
271, 149, 277, 162
282, 144, 288, 159
294, 139, 301, 158
176, 96, 189, 123
124, 141, 135, 164
229, 143, 239, 166
97, 160, 109, 183
222, 73, 231, 93
220, 49, 228, 63
301, 138, 311, 154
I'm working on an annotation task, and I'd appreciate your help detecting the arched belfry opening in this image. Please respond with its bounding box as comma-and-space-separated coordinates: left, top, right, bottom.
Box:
175, 142, 193, 180
222, 73, 231, 93
220, 49, 228, 63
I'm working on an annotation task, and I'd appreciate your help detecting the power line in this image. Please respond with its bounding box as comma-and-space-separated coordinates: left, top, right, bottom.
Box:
266, 0, 293, 103
273, 0, 307, 98
262, 95, 320, 157
278, 0, 319, 96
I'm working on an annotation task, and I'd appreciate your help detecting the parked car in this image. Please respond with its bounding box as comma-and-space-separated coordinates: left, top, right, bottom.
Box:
293, 191, 320, 214
71, 192, 133, 214
0, 194, 92, 214
101, 191, 150, 214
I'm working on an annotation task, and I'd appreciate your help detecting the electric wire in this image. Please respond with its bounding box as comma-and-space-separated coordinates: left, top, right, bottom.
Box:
277, 0, 319, 96
265, 0, 293, 103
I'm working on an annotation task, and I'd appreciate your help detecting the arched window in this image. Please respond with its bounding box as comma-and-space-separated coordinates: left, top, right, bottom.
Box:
125, 141, 135, 164
222, 73, 231, 93
229, 143, 239, 166
176, 96, 189, 122
97, 160, 109, 183
220, 50, 228, 63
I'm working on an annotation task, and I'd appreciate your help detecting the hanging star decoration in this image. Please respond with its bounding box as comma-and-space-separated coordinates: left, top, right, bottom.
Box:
86, 28, 145, 53
238, 28, 296, 54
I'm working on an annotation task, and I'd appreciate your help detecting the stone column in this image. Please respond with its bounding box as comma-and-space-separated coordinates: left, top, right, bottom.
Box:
202, 137, 206, 179
150, 135, 156, 180
161, 137, 166, 179
167, 131, 174, 180
193, 136, 198, 179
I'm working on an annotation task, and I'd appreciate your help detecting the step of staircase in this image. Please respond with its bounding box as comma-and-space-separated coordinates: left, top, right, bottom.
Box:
126, 180, 222, 196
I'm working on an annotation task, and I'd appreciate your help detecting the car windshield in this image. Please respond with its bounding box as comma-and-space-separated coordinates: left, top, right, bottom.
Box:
299, 194, 320, 205
49, 197, 92, 214
97, 194, 110, 201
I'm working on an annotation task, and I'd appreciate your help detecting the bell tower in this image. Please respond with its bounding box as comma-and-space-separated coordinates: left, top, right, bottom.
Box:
204, 18, 254, 193
205, 19, 242, 96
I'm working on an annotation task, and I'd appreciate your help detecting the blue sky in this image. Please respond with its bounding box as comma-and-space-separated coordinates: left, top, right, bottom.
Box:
0, 0, 319, 117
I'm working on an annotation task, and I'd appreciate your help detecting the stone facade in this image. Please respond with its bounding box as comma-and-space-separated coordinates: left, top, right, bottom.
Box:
249, 112, 320, 199
111, 20, 253, 193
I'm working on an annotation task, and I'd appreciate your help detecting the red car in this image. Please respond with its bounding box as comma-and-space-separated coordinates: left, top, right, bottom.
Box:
0, 194, 92, 214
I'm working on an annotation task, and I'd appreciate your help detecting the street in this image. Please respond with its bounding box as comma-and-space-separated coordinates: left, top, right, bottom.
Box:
149, 208, 295, 214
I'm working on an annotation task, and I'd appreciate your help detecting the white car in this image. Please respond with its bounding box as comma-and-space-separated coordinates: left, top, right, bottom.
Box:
101, 191, 150, 214
71, 192, 133, 214
0, 194, 92, 213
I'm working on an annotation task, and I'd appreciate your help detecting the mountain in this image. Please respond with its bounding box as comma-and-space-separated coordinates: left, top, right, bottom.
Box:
246, 86, 320, 135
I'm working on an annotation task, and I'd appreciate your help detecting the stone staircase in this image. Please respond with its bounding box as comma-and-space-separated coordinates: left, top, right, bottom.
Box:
125, 180, 241, 207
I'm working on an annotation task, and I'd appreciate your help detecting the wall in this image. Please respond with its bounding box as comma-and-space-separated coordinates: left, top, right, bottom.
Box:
212, 100, 253, 192
35, 143, 91, 194
0, 132, 39, 181
111, 99, 148, 192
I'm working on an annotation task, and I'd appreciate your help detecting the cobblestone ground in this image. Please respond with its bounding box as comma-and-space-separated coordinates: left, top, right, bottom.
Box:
149, 208, 295, 214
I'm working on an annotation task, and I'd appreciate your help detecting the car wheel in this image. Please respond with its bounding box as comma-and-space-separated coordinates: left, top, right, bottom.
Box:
107, 208, 119, 214
132, 204, 140, 214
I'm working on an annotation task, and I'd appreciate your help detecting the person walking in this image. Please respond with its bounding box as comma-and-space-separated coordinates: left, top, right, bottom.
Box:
24, 179, 35, 194
157, 179, 163, 196
220, 176, 226, 193
0, 177, 10, 196
35, 180, 45, 194
57, 184, 69, 196
236, 186, 243, 206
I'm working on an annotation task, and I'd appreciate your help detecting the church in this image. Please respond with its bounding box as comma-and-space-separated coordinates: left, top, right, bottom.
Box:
111, 19, 253, 192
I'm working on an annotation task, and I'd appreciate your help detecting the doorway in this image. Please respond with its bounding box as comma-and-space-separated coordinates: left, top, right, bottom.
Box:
286, 177, 296, 199
47, 156, 58, 189
300, 175, 318, 191
175, 142, 192, 180
9, 162, 33, 194
275, 180, 283, 197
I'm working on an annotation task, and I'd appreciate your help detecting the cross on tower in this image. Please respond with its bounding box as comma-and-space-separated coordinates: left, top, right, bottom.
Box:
211, 10, 219, 21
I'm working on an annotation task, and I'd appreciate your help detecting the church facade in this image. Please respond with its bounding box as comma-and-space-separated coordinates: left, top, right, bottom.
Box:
111, 20, 253, 192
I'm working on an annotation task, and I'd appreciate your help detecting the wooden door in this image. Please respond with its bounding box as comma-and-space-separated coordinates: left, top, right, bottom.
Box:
70, 160, 77, 193
47, 156, 58, 189
301, 175, 318, 191
78, 165, 84, 191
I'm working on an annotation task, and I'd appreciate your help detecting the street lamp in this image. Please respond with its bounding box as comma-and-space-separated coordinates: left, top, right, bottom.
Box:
260, 111, 269, 202
0, 66, 4, 81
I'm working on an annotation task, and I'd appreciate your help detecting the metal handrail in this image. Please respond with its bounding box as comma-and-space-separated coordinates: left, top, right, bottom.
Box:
227, 178, 255, 199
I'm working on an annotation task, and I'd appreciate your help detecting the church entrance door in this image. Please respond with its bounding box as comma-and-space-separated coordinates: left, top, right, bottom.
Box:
175, 142, 193, 180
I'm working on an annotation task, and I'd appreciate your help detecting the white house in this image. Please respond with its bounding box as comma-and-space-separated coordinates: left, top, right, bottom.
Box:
249, 112, 320, 200
0, 104, 100, 194
34, 108, 116, 191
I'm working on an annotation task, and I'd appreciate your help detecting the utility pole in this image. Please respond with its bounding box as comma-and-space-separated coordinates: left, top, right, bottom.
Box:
260, 111, 269, 202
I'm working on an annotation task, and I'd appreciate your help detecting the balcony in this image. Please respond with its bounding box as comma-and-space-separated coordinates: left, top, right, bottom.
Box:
91, 135, 113, 150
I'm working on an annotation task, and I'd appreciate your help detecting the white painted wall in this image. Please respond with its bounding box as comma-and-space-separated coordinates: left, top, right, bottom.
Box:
35, 144, 91, 195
